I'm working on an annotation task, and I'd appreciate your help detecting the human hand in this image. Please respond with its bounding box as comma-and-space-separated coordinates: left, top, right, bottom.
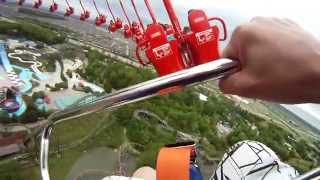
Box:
219, 17, 320, 104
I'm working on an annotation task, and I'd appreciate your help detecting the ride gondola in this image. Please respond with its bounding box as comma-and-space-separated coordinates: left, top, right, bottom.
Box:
119, 0, 133, 38
49, 0, 58, 13
64, 0, 74, 16
105, 0, 118, 32
79, 0, 90, 21
17, 0, 25, 6
33, 0, 42, 9
93, 0, 106, 26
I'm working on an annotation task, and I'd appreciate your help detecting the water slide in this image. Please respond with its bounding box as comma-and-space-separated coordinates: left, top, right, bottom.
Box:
0, 43, 16, 87
0, 66, 12, 87
8, 50, 47, 80
0, 43, 13, 72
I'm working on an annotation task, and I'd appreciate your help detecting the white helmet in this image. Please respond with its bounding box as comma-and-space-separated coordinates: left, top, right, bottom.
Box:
211, 141, 299, 180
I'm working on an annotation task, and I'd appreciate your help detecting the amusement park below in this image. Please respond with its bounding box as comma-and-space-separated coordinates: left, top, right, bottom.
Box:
0, 0, 319, 180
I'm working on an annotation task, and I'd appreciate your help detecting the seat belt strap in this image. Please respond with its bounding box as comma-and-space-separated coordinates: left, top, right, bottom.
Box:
156, 142, 195, 180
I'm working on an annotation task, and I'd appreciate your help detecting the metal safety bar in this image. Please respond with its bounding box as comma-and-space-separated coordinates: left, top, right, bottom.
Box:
294, 168, 320, 180
40, 58, 238, 180
39, 58, 320, 180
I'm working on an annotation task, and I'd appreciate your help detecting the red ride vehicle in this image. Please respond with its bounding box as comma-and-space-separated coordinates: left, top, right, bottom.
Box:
105, 0, 121, 32
64, 0, 74, 16
119, 0, 133, 38
18, 0, 25, 6
93, 0, 107, 26
65, 6, 74, 16
108, 20, 117, 32
80, 11, 90, 21
115, 17, 123, 29
33, 0, 42, 9
130, 0, 147, 44
49, 2, 58, 13
133, 0, 227, 76
79, 0, 90, 21
123, 24, 133, 38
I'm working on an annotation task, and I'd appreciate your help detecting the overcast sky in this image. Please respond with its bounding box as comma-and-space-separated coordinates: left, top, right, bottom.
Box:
4, 0, 320, 128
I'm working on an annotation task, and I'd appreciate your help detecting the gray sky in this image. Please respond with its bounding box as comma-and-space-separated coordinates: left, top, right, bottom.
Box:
4, 0, 320, 126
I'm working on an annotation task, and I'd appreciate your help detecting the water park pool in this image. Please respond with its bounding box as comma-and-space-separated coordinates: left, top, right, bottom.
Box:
12, 65, 33, 94
55, 94, 87, 110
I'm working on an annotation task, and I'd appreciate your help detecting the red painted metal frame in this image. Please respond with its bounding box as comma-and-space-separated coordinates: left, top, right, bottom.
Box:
208, 17, 228, 41
144, 0, 157, 24
162, 0, 184, 41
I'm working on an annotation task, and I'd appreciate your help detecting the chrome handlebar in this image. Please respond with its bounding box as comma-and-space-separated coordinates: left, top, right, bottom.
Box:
40, 58, 238, 180
39, 58, 319, 180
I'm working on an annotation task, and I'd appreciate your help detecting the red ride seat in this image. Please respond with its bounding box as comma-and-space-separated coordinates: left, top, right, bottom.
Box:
80, 11, 90, 21
136, 24, 186, 76
185, 9, 226, 65
33, 0, 41, 8
96, 15, 106, 26
108, 20, 117, 32
65, 7, 74, 16
135, 31, 144, 44
95, 16, 102, 26
18, 0, 25, 5
132, 21, 141, 35
49, 3, 58, 12
100, 15, 106, 24
123, 24, 133, 38
115, 18, 123, 29
84, 11, 90, 19
80, 13, 86, 21
132, 22, 144, 43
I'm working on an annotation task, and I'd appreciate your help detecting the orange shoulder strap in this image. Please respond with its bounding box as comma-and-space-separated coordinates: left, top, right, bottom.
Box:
156, 143, 194, 180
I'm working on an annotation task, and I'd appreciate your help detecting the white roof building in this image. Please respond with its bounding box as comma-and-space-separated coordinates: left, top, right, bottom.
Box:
7, 39, 23, 50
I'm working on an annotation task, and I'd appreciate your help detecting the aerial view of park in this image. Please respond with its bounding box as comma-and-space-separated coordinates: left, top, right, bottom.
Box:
0, 1, 319, 180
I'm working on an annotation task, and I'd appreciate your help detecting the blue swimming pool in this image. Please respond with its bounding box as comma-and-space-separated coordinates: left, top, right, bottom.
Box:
12, 65, 33, 94
55, 94, 87, 110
